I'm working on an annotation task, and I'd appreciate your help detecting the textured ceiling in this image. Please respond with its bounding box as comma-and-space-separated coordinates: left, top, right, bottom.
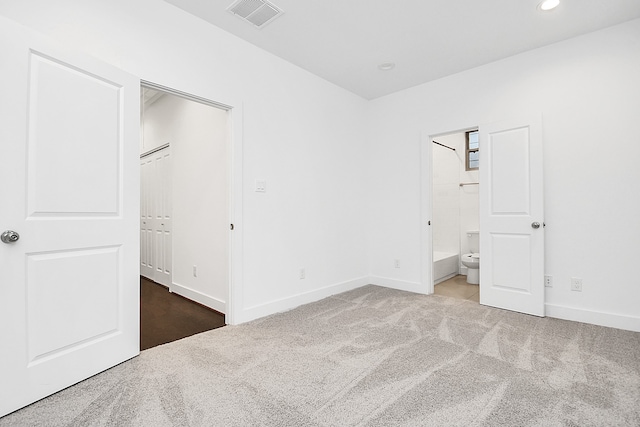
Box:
164, 0, 640, 99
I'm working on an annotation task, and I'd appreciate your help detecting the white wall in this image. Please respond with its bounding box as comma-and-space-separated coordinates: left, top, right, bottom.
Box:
142, 94, 230, 312
368, 19, 640, 331
0, 0, 370, 324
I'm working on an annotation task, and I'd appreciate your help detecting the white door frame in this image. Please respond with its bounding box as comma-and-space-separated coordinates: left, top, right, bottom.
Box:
420, 124, 479, 295
140, 81, 244, 325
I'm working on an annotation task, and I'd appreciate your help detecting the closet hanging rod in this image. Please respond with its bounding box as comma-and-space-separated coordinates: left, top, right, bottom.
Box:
140, 143, 170, 159
432, 140, 455, 151
459, 182, 479, 187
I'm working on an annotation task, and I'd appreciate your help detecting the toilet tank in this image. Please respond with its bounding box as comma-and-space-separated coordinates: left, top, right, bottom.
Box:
467, 231, 479, 253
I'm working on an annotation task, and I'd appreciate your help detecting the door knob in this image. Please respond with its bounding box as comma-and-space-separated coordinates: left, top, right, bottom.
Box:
531, 222, 541, 229
1, 230, 20, 243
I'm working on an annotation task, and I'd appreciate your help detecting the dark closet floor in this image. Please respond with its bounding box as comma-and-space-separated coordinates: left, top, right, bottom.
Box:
140, 277, 226, 351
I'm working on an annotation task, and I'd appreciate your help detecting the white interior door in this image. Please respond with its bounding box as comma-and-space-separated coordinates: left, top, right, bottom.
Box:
140, 147, 172, 286
140, 155, 155, 279
155, 148, 173, 286
0, 17, 139, 416
479, 115, 544, 316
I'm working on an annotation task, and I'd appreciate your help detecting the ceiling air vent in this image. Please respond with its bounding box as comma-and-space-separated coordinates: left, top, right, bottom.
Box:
227, 0, 283, 28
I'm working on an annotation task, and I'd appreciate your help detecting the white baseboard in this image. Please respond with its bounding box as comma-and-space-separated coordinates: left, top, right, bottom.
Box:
170, 282, 226, 314
546, 303, 640, 332
434, 273, 458, 285
368, 275, 427, 294
239, 276, 370, 324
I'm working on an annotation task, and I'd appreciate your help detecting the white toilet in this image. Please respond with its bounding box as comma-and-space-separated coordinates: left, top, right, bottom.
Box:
461, 231, 480, 285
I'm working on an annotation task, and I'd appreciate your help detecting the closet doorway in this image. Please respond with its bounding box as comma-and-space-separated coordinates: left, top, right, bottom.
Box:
139, 83, 232, 348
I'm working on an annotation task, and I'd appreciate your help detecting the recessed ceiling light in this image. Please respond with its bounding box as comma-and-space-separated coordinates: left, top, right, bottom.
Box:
378, 62, 395, 71
538, 0, 560, 11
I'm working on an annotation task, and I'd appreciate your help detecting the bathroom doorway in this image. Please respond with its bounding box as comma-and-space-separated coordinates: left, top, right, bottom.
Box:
422, 115, 545, 316
430, 130, 479, 300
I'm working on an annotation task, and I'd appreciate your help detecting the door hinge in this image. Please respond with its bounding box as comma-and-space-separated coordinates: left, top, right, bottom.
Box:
230, 223, 234, 230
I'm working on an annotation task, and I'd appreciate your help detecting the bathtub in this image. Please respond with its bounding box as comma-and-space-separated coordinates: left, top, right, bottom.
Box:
433, 251, 459, 284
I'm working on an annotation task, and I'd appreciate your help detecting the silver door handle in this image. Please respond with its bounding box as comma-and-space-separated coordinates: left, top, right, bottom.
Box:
1, 230, 20, 243
531, 222, 540, 229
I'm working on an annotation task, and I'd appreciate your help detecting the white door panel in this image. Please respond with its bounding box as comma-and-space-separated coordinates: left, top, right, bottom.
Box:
479, 115, 544, 316
27, 247, 120, 359
488, 127, 531, 214
0, 17, 139, 417
27, 53, 120, 216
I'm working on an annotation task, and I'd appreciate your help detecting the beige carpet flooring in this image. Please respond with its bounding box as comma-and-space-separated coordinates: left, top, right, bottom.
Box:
2, 285, 639, 426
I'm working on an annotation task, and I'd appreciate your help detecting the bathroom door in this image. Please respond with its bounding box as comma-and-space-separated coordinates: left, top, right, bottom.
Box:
478, 114, 544, 316
0, 17, 139, 416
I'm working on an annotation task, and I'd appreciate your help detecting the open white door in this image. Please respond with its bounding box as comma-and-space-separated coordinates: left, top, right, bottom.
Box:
479, 115, 544, 316
0, 17, 139, 416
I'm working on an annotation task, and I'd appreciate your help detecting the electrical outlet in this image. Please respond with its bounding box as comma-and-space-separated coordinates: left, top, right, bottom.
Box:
255, 179, 266, 192
394, 259, 400, 268
570, 277, 582, 292
299, 268, 305, 279
544, 275, 552, 287
193, 265, 197, 277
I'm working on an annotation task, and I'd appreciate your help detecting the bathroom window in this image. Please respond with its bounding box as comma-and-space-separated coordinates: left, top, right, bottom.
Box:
466, 130, 479, 170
